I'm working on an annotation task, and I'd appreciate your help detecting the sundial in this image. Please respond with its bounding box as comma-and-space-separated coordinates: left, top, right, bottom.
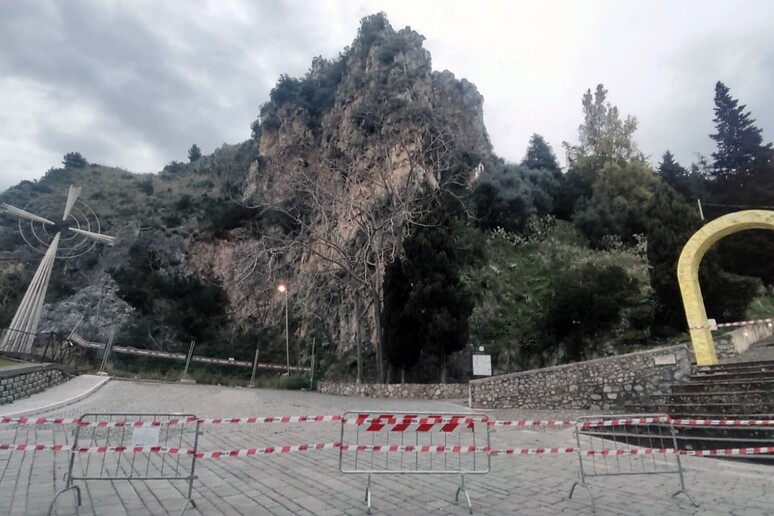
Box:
0, 185, 115, 354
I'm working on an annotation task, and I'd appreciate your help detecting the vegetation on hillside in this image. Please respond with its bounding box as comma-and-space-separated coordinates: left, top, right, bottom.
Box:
1, 13, 773, 385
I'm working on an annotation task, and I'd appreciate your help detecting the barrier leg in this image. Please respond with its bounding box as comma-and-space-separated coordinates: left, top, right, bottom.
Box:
455, 473, 473, 514
365, 474, 372, 514
568, 481, 595, 513
47, 485, 81, 516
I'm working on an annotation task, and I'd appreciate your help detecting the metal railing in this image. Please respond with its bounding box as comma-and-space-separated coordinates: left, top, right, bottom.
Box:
569, 414, 697, 512
339, 411, 490, 514
48, 413, 201, 515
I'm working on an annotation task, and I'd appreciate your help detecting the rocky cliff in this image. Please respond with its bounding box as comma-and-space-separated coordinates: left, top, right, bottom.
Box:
0, 14, 493, 380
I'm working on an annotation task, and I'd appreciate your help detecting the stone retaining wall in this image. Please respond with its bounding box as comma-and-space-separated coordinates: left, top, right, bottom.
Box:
0, 363, 68, 405
469, 345, 692, 410
317, 382, 467, 400
714, 324, 774, 359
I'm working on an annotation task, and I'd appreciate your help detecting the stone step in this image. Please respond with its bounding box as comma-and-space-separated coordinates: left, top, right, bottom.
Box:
668, 390, 774, 405
671, 379, 774, 394
688, 370, 774, 382
695, 361, 774, 374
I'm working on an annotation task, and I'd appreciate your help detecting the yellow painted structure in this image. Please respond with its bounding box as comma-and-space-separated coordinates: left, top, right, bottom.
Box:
678, 210, 774, 365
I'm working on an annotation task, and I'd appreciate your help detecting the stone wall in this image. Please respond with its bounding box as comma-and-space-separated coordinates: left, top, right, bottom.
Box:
0, 363, 68, 405
317, 382, 467, 400
714, 324, 774, 359
469, 345, 692, 410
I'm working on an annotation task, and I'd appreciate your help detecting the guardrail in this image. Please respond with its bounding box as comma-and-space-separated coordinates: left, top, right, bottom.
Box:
339, 411, 490, 514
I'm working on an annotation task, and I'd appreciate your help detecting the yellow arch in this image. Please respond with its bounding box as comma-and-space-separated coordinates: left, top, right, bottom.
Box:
678, 210, 774, 365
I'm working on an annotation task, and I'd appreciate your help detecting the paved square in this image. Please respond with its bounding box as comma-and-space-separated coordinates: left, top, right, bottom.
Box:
1, 379, 772, 515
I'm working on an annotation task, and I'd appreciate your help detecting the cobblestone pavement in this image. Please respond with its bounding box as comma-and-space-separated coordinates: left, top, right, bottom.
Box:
1, 378, 772, 515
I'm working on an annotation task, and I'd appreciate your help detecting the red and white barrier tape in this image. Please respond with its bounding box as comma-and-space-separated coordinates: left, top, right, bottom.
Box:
339, 444, 489, 454
671, 418, 774, 427
490, 419, 572, 428
199, 415, 342, 425
677, 446, 774, 456
489, 447, 576, 456
0, 444, 71, 452
715, 318, 774, 329
195, 442, 340, 458
1, 417, 80, 426
578, 416, 671, 428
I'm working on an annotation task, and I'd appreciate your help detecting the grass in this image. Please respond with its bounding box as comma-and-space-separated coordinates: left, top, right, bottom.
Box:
0, 358, 19, 368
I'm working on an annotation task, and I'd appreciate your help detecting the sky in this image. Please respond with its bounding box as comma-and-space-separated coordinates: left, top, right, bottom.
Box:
2, 0, 774, 192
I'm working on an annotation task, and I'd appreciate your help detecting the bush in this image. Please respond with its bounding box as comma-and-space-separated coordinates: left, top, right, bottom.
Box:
63, 152, 88, 168
278, 373, 311, 390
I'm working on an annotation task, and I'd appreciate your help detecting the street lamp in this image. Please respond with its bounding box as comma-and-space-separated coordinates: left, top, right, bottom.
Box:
278, 283, 289, 374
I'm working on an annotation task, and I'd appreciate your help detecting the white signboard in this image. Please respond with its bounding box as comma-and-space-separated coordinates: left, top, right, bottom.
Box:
472, 354, 492, 376
653, 353, 676, 365
132, 427, 161, 447
707, 318, 718, 331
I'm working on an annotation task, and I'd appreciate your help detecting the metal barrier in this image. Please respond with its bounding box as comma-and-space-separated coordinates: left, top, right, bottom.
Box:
568, 414, 696, 512
339, 411, 490, 514
48, 413, 201, 516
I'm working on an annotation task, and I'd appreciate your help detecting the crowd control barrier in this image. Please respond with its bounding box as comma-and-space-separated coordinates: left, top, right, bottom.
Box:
339, 411, 490, 514
569, 414, 696, 512
48, 413, 201, 516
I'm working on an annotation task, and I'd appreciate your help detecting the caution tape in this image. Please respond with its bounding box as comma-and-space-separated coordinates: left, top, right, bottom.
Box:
716, 318, 774, 329
489, 419, 573, 428
0, 444, 71, 452
677, 446, 774, 456
671, 418, 774, 427
1, 417, 81, 426
578, 416, 671, 428
489, 447, 576, 455
339, 444, 489, 454
198, 415, 342, 425
195, 442, 341, 458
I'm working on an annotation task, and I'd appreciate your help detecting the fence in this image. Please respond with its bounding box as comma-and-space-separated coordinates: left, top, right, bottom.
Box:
48, 413, 201, 516
339, 411, 490, 514
568, 414, 696, 512
2, 412, 774, 513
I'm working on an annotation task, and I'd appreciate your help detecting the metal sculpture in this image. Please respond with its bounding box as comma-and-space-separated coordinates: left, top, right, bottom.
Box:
0, 185, 115, 353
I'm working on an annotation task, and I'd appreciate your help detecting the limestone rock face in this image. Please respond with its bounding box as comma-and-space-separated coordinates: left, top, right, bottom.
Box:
195, 17, 493, 373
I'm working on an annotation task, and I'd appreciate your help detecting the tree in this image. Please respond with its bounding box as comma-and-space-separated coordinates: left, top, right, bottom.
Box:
521, 134, 560, 175
401, 207, 474, 383
564, 84, 640, 169
544, 263, 640, 361
62, 152, 88, 168
188, 144, 202, 163
556, 85, 641, 219
473, 164, 559, 233
710, 81, 772, 184
645, 183, 702, 332
573, 159, 658, 245
382, 259, 421, 382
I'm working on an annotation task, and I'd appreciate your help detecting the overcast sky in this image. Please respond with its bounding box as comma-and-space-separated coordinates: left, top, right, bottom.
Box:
2, 0, 774, 192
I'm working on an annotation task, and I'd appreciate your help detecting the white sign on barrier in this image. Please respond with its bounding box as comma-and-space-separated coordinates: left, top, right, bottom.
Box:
132, 427, 160, 447
472, 354, 492, 376
707, 318, 718, 331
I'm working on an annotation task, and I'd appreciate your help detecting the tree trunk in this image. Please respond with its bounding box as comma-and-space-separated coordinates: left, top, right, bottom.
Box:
440, 356, 447, 384
355, 298, 363, 384
401, 366, 405, 384
372, 288, 385, 384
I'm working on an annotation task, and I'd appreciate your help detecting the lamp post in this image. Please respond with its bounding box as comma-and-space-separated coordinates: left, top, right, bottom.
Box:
278, 283, 290, 374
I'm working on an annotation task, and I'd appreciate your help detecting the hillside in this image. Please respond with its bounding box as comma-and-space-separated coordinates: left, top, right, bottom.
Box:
1, 14, 772, 384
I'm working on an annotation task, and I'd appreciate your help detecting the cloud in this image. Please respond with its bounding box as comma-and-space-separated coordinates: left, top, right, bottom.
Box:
1, 0, 774, 192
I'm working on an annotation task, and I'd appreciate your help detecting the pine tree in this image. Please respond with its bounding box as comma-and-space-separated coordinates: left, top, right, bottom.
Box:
382, 259, 421, 383
710, 81, 772, 184
188, 144, 202, 163
401, 209, 474, 383
657, 151, 702, 201
522, 134, 560, 175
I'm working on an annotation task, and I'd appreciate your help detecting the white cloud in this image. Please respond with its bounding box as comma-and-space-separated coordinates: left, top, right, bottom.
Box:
2, 0, 774, 191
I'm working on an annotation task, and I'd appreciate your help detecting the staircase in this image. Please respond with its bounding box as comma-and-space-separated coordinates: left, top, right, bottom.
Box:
636, 359, 774, 462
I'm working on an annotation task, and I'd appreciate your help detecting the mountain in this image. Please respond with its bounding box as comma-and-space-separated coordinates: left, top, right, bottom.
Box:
0, 14, 492, 380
